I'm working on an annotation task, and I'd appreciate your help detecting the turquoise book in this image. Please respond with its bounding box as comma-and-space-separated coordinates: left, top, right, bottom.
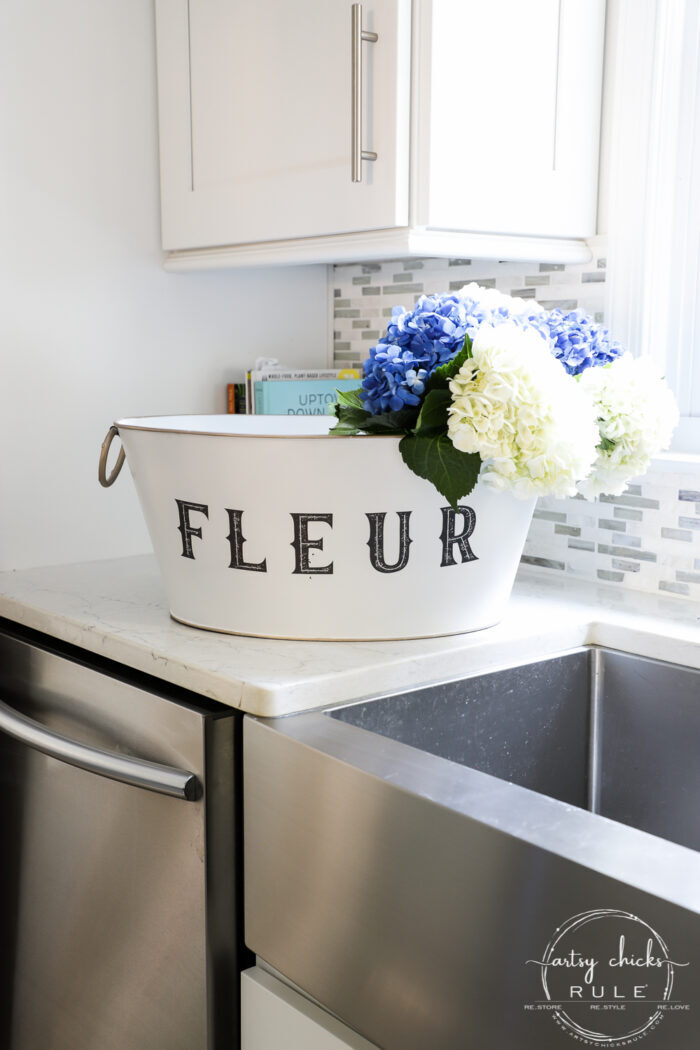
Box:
253, 378, 360, 415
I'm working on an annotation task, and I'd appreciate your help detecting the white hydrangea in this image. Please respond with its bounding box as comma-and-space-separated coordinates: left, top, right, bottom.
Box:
457, 282, 544, 316
447, 322, 598, 498
577, 354, 679, 499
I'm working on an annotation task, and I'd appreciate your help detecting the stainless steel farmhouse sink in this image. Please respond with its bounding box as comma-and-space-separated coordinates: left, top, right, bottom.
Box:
244, 649, 700, 1050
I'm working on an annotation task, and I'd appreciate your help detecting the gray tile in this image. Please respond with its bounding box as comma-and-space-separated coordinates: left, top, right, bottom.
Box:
352, 319, 370, 328
598, 543, 657, 562
362, 286, 381, 296
335, 299, 351, 307
393, 272, 415, 283
677, 570, 700, 584
582, 271, 605, 283
511, 288, 537, 298
524, 275, 551, 285
361, 331, 381, 340
625, 484, 643, 495
599, 518, 623, 531
533, 510, 567, 523
613, 507, 643, 521
448, 258, 472, 266
405, 260, 423, 270
334, 309, 360, 318
612, 558, 641, 572
678, 489, 700, 501
594, 312, 604, 323
661, 527, 693, 542
679, 516, 700, 529
597, 257, 607, 268
362, 264, 381, 273
467, 277, 496, 288
334, 288, 341, 298
614, 533, 639, 546
599, 493, 660, 509
381, 284, 423, 295
334, 351, 361, 362
352, 275, 371, 286
334, 342, 351, 351
598, 569, 625, 582
555, 524, 580, 537
540, 263, 565, 272
520, 555, 565, 571
539, 299, 578, 311
568, 539, 595, 552
382, 307, 394, 317
659, 581, 691, 596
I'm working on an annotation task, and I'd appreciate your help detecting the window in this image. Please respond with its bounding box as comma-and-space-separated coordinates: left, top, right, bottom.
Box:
603, 0, 700, 452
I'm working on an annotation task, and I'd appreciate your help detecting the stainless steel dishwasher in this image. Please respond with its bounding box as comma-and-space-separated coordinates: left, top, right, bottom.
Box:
0, 618, 250, 1050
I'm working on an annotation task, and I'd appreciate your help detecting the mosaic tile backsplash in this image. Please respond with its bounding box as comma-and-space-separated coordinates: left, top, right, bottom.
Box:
331, 244, 700, 603
332, 243, 608, 371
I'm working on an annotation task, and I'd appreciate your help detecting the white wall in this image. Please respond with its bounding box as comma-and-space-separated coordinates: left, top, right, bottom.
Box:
0, 0, 329, 571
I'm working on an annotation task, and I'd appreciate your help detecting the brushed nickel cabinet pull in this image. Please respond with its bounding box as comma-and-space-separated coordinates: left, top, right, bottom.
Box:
351, 3, 378, 183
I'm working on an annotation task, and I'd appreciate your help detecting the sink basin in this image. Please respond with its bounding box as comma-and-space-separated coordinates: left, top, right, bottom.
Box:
329, 647, 700, 852
244, 648, 700, 1050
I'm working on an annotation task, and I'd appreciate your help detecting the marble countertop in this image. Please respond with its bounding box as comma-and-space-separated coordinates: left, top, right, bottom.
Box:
0, 554, 698, 716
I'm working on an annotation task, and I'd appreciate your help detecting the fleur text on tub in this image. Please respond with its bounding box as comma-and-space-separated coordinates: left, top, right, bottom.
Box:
175, 500, 478, 574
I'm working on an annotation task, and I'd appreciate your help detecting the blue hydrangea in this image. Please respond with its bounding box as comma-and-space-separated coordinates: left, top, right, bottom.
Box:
360, 291, 625, 415
540, 309, 624, 376
361, 293, 525, 414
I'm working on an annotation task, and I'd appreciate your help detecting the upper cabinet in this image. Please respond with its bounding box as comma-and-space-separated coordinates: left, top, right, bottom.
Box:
154, 0, 606, 270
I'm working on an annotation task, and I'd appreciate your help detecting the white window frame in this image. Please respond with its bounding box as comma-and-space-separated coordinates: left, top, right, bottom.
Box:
602, 0, 700, 454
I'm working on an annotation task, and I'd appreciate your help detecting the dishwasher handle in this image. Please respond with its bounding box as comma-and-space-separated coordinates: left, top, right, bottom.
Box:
0, 698, 200, 801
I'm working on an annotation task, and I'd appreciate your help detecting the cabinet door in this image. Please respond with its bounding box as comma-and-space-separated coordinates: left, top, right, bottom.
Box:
416, 0, 605, 238
156, 0, 411, 251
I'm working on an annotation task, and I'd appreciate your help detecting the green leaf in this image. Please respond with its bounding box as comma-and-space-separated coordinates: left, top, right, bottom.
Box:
330, 397, 420, 437
399, 433, 481, 510
598, 434, 616, 452
425, 333, 473, 393
335, 387, 365, 411
359, 407, 420, 434
414, 388, 451, 435
330, 391, 372, 435
330, 407, 371, 435
330, 421, 362, 436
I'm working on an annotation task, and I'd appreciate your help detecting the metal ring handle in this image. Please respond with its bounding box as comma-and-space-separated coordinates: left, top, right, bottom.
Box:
99, 425, 125, 487
0, 698, 200, 801
351, 3, 378, 183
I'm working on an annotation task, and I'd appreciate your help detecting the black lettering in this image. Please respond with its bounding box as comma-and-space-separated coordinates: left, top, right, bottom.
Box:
440, 505, 478, 567
366, 512, 412, 573
175, 499, 209, 559
225, 509, 267, 572
291, 513, 333, 574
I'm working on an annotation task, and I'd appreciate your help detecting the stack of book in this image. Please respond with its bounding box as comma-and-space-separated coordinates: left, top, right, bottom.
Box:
227, 366, 361, 415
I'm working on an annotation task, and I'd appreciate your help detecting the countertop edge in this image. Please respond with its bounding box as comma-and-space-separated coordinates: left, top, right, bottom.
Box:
1, 557, 699, 716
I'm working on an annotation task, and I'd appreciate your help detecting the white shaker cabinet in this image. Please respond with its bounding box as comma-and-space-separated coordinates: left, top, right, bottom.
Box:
155, 0, 410, 253
155, 0, 606, 270
241, 967, 381, 1050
